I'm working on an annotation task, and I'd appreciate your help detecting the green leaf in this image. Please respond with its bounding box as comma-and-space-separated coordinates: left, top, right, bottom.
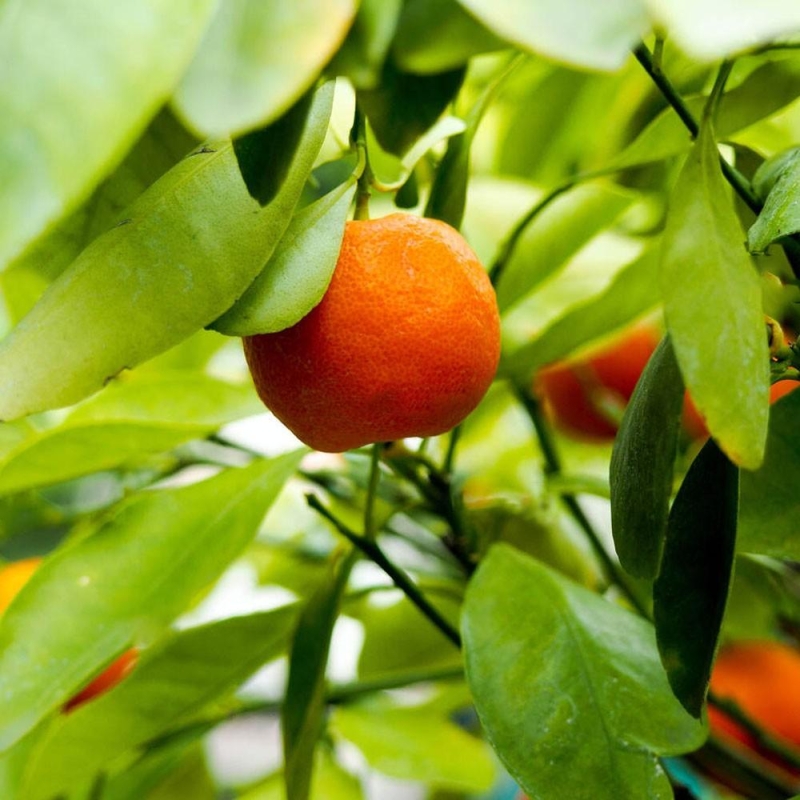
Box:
174, 0, 356, 137
0, 372, 261, 495
0, 0, 216, 270
610, 336, 684, 579
358, 62, 466, 157
739, 387, 800, 559
328, 0, 404, 89
145, 747, 216, 800
454, 0, 649, 71
653, 440, 739, 718
283, 550, 356, 800
501, 247, 660, 381
752, 146, 800, 201
0, 84, 333, 421
20, 606, 298, 800
462, 545, 705, 800
614, 58, 800, 170
495, 183, 636, 314
393, 0, 507, 74
0, 451, 303, 751
213, 179, 356, 337
748, 151, 800, 252
660, 118, 769, 470
646, 0, 800, 61
331, 700, 494, 792
234, 89, 316, 206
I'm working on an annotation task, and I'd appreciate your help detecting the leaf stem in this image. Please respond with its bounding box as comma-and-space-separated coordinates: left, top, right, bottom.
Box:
350, 105, 372, 220
306, 494, 462, 648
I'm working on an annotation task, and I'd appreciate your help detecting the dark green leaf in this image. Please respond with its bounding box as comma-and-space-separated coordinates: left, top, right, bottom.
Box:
0, 0, 216, 270
462, 545, 704, 800
501, 248, 661, 381
283, 550, 356, 800
0, 85, 333, 420
331, 700, 495, 791
393, 0, 506, 74
358, 62, 466, 157
0, 372, 261, 495
610, 336, 684, 579
653, 440, 739, 718
0, 452, 302, 751
174, 0, 357, 137
394, 171, 420, 209
454, 0, 648, 71
660, 117, 769, 470
234, 89, 316, 206
739, 387, 800, 559
213, 178, 356, 337
328, 0, 404, 89
20, 606, 298, 800
495, 183, 635, 314
748, 150, 800, 252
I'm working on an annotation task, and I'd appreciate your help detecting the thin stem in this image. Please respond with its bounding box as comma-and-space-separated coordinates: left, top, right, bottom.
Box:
512, 383, 649, 618
443, 425, 461, 475
364, 443, 382, 541
307, 494, 462, 648
327, 664, 464, 703
350, 105, 372, 220
705, 60, 734, 123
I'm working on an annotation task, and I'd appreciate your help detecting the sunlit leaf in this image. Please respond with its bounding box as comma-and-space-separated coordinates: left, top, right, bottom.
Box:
0, 0, 216, 270
748, 150, 800, 252
653, 441, 739, 717
462, 545, 705, 799
610, 336, 684, 579
175, 0, 356, 137
660, 118, 769, 470
0, 452, 302, 750
0, 85, 333, 421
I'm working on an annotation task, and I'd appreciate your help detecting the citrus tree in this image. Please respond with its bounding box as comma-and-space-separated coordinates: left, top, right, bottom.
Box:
5, 2, 800, 799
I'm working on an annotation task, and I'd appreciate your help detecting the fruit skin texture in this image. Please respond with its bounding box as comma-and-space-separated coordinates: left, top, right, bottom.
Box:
709, 641, 800, 759
534, 325, 660, 440
244, 213, 501, 452
0, 557, 137, 712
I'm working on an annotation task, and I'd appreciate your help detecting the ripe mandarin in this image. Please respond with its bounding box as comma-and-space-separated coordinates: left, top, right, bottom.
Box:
244, 213, 501, 452
0, 557, 137, 711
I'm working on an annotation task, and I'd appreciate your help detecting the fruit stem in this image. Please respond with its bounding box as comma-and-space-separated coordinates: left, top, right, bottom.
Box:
350, 105, 372, 220
306, 494, 462, 647
364, 443, 382, 542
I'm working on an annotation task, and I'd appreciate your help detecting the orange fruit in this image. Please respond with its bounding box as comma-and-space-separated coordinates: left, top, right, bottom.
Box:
244, 213, 501, 452
709, 641, 800, 760
0, 557, 137, 711
534, 325, 660, 441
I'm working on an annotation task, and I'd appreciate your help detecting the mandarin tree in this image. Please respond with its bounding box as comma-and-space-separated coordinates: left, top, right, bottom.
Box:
5, 3, 800, 800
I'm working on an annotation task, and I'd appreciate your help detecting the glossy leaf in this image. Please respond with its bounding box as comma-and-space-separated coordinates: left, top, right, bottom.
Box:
462, 545, 705, 800
0, 0, 215, 270
615, 58, 800, 170
0, 373, 261, 495
502, 248, 660, 381
328, 0, 404, 89
752, 146, 800, 201
610, 336, 684, 579
20, 606, 298, 800
358, 62, 466, 156
0, 85, 333, 421
660, 119, 769, 470
653, 441, 739, 718
748, 151, 800, 252
283, 551, 355, 800
175, 0, 356, 137
0, 451, 303, 750
393, 0, 506, 74
495, 183, 635, 314
234, 89, 316, 206
455, 0, 649, 71
739, 387, 800, 559
646, 0, 800, 60
213, 179, 356, 337
331, 700, 494, 792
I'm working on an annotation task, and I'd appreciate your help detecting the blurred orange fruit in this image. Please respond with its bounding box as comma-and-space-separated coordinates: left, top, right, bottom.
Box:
0, 557, 137, 711
244, 213, 501, 452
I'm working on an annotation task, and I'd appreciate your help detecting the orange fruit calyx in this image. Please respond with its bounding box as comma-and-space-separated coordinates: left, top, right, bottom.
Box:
244, 213, 501, 452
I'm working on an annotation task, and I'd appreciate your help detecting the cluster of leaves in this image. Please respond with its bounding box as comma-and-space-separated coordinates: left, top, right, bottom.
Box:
5, 1, 800, 800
